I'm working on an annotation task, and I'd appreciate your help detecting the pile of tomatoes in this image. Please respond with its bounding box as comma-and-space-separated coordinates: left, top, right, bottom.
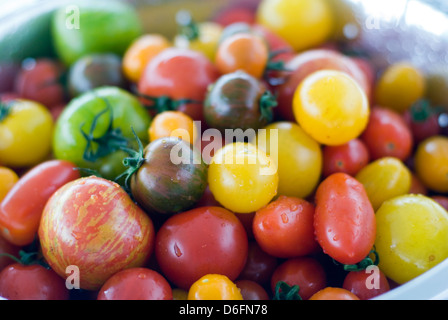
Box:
0, 0, 447, 301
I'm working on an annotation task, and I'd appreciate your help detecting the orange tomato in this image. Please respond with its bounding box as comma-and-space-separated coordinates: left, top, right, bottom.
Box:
148, 111, 198, 146
0, 167, 18, 202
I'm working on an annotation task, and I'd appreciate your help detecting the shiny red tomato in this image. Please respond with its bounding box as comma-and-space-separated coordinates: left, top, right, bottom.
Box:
361, 106, 413, 161
342, 269, 390, 300
314, 173, 376, 265
0, 263, 70, 300
155, 206, 248, 290
38, 176, 155, 291
322, 138, 370, 178
235, 279, 269, 300
270, 257, 327, 300
0, 160, 81, 246
253, 195, 318, 258
237, 241, 278, 286
137, 47, 220, 122
97, 268, 173, 300
403, 100, 441, 144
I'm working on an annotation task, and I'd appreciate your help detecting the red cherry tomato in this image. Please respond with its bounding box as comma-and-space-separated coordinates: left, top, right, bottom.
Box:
403, 101, 441, 144
314, 173, 376, 265
14, 58, 66, 109
361, 106, 413, 161
0, 160, 81, 246
0, 263, 70, 300
137, 47, 220, 122
235, 279, 269, 300
253, 195, 318, 258
322, 138, 370, 178
237, 241, 278, 286
155, 206, 248, 290
342, 269, 390, 300
97, 268, 173, 300
270, 257, 327, 300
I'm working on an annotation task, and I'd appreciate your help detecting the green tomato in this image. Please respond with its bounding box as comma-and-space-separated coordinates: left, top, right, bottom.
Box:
52, 0, 142, 66
375, 194, 448, 284
53, 86, 151, 180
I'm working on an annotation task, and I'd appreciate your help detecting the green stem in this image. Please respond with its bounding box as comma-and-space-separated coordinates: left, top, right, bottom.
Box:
176, 10, 200, 41
135, 91, 202, 114
272, 281, 302, 300
342, 249, 380, 272
0, 102, 12, 122
259, 90, 278, 123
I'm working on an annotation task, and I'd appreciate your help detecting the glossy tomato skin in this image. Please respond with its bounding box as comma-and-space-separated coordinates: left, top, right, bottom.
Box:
276, 49, 370, 122
314, 173, 376, 265
38, 176, 155, 291
322, 138, 370, 178
97, 268, 172, 300
253, 195, 318, 258
235, 279, 269, 300
138, 47, 220, 122
342, 269, 390, 300
188, 274, 243, 300
0, 263, 70, 300
155, 206, 248, 290
270, 257, 327, 300
309, 287, 360, 300
361, 106, 413, 161
237, 241, 278, 286
204, 70, 274, 132
0, 160, 81, 246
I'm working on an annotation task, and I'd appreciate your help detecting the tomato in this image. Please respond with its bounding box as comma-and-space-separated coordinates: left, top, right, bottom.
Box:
235, 279, 269, 300
253, 195, 318, 258
314, 173, 376, 265
149, 111, 198, 146
375, 194, 448, 284
52, 1, 142, 66
204, 70, 277, 132
0, 235, 20, 271
342, 269, 390, 300
38, 176, 155, 291
0, 167, 18, 202
0, 99, 54, 168
270, 257, 327, 300
208, 142, 278, 214
403, 100, 441, 144
293, 70, 370, 146
122, 34, 171, 83
212, 1, 257, 27
14, 58, 66, 109
0, 62, 20, 94
215, 32, 269, 79
431, 195, 448, 211
0, 160, 80, 246
0, 263, 70, 300
237, 241, 278, 286
52, 86, 151, 180
256, 0, 334, 52
360, 106, 413, 161
254, 122, 322, 199
355, 157, 412, 211
414, 136, 448, 193
174, 15, 223, 62
138, 47, 220, 122
309, 287, 360, 300
67, 53, 126, 98
277, 49, 371, 122
374, 62, 426, 113
322, 138, 370, 178
187, 274, 243, 300
129, 137, 207, 216
97, 268, 173, 300
155, 206, 248, 290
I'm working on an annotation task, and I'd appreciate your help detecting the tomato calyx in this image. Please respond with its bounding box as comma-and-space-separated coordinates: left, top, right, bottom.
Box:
80, 99, 130, 163
176, 10, 200, 42
259, 90, 278, 123
0, 101, 13, 122
0, 248, 49, 269
272, 281, 302, 300
263, 49, 292, 86
334, 249, 380, 272
409, 99, 439, 123
134, 89, 202, 114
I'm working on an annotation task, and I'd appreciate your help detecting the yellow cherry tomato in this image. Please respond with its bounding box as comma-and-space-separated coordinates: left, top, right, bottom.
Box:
293, 70, 370, 146
375, 194, 448, 284
355, 157, 412, 211
0, 166, 19, 202
414, 135, 448, 193
122, 34, 171, 83
148, 111, 198, 146
374, 62, 426, 113
188, 274, 243, 300
256, 0, 334, 52
254, 122, 322, 199
0, 100, 54, 167
208, 142, 278, 214
174, 22, 223, 62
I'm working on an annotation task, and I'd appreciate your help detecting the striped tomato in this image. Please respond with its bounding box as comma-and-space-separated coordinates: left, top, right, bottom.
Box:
38, 176, 155, 291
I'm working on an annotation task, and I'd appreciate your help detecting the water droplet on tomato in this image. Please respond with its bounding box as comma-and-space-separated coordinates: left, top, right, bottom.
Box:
174, 243, 182, 257
138, 273, 146, 279
281, 213, 289, 224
